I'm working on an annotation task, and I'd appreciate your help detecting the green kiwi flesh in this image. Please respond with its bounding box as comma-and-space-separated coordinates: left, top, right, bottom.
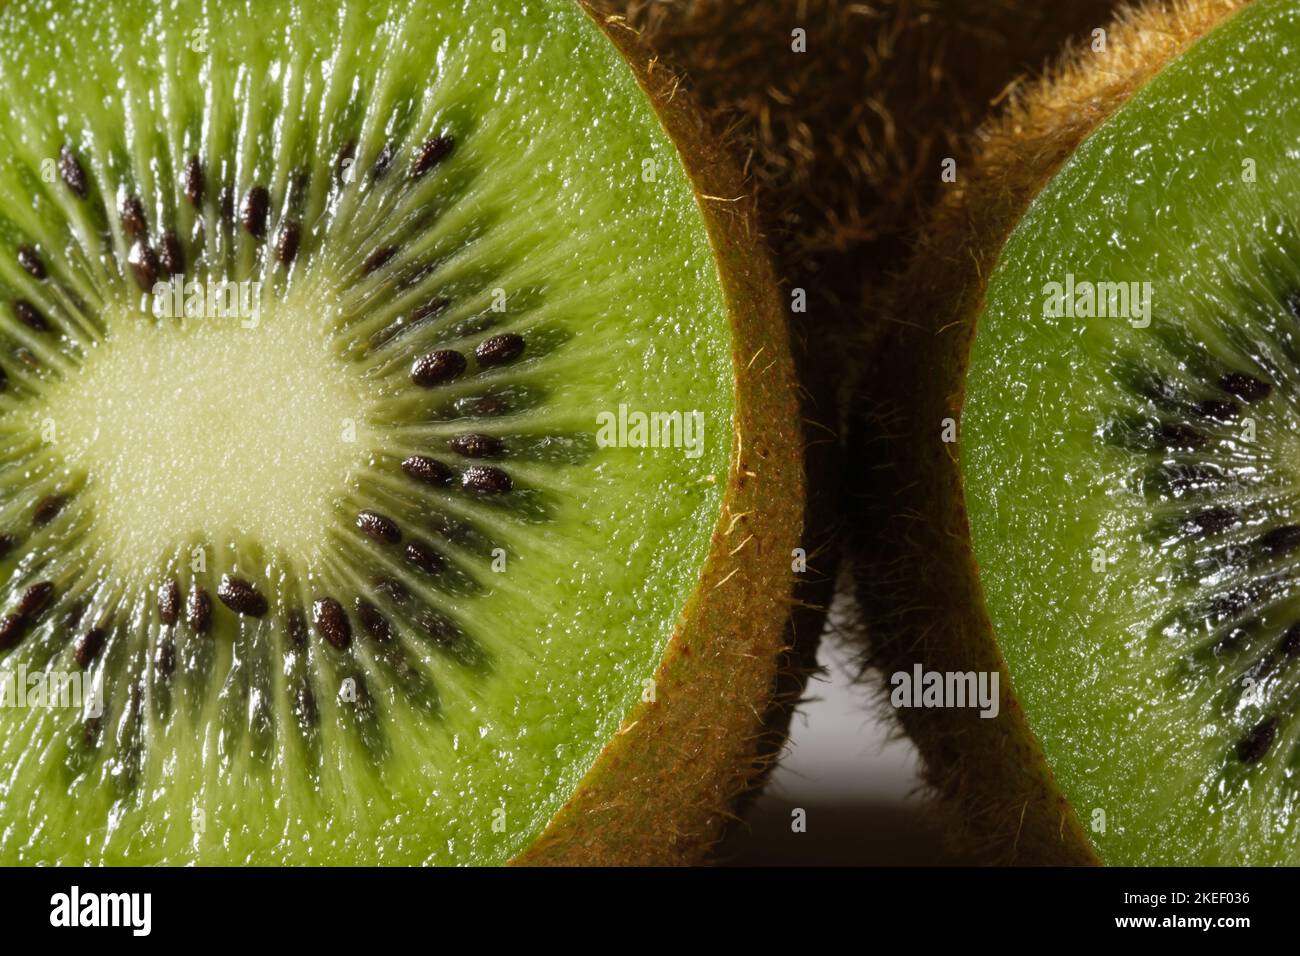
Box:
0, 0, 793, 865
963, 0, 1300, 864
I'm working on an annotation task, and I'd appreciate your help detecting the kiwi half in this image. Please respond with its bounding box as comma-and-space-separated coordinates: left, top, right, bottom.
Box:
0, 0, 803, 865
855, 0, 1297, 865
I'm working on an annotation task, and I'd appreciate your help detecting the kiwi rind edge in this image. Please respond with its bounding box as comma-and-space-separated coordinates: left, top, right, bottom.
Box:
513, 4, 806, 865
854, 0, 1251, 865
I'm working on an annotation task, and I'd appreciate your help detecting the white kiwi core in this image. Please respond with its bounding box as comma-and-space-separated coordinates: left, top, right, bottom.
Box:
41, 298, 376, 577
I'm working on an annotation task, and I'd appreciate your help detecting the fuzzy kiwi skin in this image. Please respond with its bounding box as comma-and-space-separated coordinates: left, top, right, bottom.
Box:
512, 4, 809, 866
852, 0, 1253, 865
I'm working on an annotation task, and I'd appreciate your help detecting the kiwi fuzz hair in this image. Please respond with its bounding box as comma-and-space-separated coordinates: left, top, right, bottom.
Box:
514, 5, 808, 865
853, 0, 1252, 865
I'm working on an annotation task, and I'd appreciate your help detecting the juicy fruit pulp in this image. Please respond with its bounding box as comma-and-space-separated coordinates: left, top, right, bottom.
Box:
0, 0, 737, 864
964, 0, 1300, 864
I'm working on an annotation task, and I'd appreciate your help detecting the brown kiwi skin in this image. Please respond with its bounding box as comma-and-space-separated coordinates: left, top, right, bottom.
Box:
852, 0, 1252, 865
513, 3, 814, 866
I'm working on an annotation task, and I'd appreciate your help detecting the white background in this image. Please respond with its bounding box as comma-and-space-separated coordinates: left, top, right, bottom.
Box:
724, 639, 968, 865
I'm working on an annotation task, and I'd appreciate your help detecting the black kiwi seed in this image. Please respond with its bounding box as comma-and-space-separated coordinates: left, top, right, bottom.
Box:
183, 155, 204, 207
15, 581, 54, 618
17, 245, 46, 280
411, 349, 467, 387
14, 300, 50, 332
276, 222, 301, 266
450, 433, 504, 459
356, 510, 401, 544
216, 574, 268, 617
0, 614, 26, 651
412, 135, 454, 178
362, 247, 396, 275
160, 231, 184, 275
404, 539, 444, 574
373, 143, 396, 179
401, 455, 454, 486
0, 533, 17, 558
1219, 371, 1271, 403
74, 627, 106, 668
157, 579, 180, 625
462, 465, 513, 494
241, 186, 270, 238
0, 365, 7, 393
127, 241, 160, 291
1258, 525, 1300, 556
312, 596, 351, 649
187, 586, 212, 633
1236, 716, 1278, 764
119, 193, 147, 239
33, 495, 66, 525
354, 598, 392, 642
475, 333, 525, 368
59, 145, 87, 198
1184, 507, 1238, 536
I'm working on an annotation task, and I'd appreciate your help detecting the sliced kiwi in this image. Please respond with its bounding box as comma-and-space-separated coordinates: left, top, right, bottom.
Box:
0, 0, 803, 865
855, 0, 1299, 864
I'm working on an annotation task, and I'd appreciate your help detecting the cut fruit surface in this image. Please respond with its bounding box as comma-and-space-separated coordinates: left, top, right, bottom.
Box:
964, 0, 1300, 864
0, 0, 800, 865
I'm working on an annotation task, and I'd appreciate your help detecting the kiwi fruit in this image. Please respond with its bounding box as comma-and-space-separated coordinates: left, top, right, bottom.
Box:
0, 0, 805, 865
854, 0, 1300, 864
